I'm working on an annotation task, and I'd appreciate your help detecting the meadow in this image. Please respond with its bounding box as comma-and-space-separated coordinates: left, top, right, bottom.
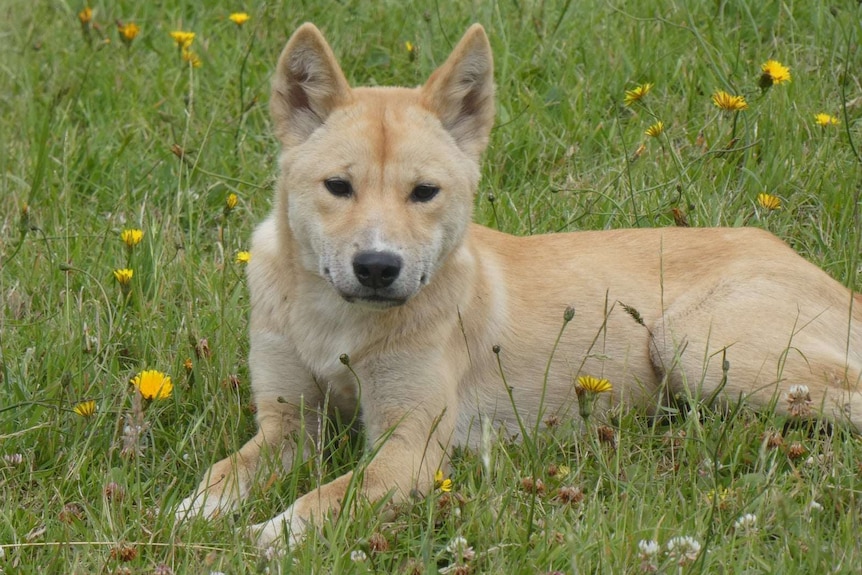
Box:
1, 0, 861, 573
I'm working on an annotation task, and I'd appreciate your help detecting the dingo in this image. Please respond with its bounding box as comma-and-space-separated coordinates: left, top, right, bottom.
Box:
177, 23, 862, 546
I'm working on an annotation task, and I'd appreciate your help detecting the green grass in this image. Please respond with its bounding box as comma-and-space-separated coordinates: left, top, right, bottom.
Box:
2, 0, 862, 573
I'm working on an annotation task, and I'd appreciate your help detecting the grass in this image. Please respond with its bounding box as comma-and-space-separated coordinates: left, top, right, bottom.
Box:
1, 0, 861, 573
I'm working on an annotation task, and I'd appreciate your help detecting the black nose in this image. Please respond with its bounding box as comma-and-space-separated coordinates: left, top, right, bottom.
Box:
352, 251, 402, 289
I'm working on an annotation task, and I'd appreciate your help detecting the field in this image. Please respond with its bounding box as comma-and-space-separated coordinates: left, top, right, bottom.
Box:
1, 0, 861, 573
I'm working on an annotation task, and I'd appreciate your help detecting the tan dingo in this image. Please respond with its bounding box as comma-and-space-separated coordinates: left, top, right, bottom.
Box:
177, 23, 862, 546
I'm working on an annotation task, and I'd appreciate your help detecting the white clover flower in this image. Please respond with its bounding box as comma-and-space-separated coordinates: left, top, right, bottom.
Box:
638, 538, 661, 573
733, 513, 758, 533
446, 536, 468, 554
638, 539, 660, 557
445, 536, 475, 562
350, 550, 368, 563
787, 384, 809, 397
666, 535, 701, 564
2, 453, 24, 466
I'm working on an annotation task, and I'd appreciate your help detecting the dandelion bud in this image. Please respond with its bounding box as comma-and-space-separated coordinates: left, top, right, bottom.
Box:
78, 7, 93, 25
19, 203, 31, 234
563, 305, 575, 322
339, 353, 350, 365
225, 193, 238, 212
118, 22, 140, 46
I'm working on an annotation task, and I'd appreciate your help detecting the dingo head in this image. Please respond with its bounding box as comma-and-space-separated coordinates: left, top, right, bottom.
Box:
270, 23, 494, 308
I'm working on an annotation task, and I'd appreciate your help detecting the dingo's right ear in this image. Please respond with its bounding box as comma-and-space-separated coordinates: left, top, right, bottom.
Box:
270, 23, 352, 147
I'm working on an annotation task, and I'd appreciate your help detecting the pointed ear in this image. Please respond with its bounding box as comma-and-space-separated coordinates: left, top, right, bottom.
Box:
270, 23, 353, 147
421, 24, 495, 159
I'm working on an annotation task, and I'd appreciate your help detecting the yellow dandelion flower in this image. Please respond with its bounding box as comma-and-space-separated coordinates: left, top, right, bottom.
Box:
225, 193, 238, 211
182, 48, 202, 68
113, 268, 133, 286
757, 193, 781, 211
624, 82, 653, 106
235, 251, 251, 264
183, 358, 193, 372
78, 7, 93, 25
170, 31, 196, 49
645, 121, 664, 138
120, 228, 143, 248
118, 22, 140, 44
131, 369, 173, 400
73, 400, 97, 418
229, 12, 250, 26
577, 375, 613, 394
759, 59, 791, 88
815, 113, 840, 127
712, 90, 748, 112
575, 374, 611, 419
405, 41, 417, 62
705, 486, 734, 508
434, 469, 453, 493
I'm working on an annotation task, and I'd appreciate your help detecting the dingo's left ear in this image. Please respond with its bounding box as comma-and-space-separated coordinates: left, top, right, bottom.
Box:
422, 24, 495, 159
270, 23, 353, 148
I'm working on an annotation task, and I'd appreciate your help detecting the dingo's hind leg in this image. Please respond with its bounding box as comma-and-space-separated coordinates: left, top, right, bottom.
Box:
650, 287, 862, 429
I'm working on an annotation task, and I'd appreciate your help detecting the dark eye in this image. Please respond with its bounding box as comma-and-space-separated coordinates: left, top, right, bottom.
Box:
410, 184, 440, 203
324, 178, 353, 198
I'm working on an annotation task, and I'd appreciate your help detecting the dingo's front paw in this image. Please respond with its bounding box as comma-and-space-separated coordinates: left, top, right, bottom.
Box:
250, 502, 307, 549
175, 489, 238, 521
